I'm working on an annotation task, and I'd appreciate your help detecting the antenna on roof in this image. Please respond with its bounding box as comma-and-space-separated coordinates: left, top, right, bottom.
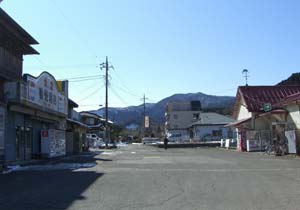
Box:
242, 69, 249, 86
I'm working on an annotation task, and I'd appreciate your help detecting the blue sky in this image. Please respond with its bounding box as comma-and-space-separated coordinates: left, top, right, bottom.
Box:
1, 0, 300, 111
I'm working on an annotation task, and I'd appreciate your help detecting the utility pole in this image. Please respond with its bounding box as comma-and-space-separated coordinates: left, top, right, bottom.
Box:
141, 94, 148, 138
100, 56, 113, 148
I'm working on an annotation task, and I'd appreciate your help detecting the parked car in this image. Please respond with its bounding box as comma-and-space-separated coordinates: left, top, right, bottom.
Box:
99, 140, 117, 149
86, 133, 103, 148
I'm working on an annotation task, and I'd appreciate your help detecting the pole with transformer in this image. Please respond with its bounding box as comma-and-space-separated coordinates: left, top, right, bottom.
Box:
100, 56, 113, 148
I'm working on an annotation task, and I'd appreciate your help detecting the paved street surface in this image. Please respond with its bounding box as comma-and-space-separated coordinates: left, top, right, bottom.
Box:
1, 145, 300, 210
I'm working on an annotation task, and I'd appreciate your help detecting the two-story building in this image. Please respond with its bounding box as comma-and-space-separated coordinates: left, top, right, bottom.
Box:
0, 8, 38, 165
66, 99, 88, 154
4, 72, 68, 161
165, 101, 202, 142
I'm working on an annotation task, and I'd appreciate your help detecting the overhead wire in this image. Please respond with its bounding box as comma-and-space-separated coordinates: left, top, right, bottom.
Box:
77, 84, 105, 103
109, 86, 130, 106
49, 0, 98, 58
110, 67, 142, 97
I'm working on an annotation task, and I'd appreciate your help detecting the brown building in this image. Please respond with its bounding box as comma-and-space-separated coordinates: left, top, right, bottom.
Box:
0, 8, 38, 166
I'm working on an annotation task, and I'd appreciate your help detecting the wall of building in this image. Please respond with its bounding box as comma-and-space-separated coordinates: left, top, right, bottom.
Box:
254, 117, 270, 130
193, 125, 235, 141
287, 104, 300, 129
237, 104, 251, 120
0, 105, 5, 164
5, 111, 23, 161
167, 111, 201, 129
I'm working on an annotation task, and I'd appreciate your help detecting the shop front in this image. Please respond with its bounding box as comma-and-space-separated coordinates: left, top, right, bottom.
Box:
4, 72, 68, 162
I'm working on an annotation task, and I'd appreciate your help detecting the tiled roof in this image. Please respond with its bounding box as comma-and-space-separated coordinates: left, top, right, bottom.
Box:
274, 92, 300, 107
233, 86, 300, 119
190, 112, 235, 127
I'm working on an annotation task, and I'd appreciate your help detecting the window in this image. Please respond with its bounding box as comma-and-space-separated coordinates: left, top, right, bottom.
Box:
174, 124, 178, 129
53, 95, 57, 105
193, 113, 199, 120
49, 92, 53, 104
212, 130, 222, 137
44, 89, 48, 102
174, 114, 178, 119
39, 88, 43, 100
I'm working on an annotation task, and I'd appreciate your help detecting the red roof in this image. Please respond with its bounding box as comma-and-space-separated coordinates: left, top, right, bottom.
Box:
233, 86, 300, 119
274, 92, 300, 107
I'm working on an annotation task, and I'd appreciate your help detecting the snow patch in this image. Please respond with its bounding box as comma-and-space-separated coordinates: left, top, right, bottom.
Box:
2, 163, 96, 174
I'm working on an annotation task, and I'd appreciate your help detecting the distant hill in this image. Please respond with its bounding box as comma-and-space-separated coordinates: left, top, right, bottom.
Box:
277, 73, 300, 86
91, 92, 235, 127
90, 73, 300, 127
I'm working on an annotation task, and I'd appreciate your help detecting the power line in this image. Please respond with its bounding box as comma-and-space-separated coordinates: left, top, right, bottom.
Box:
49, 0, 98, 58
111, 67, 142, 97
77, 85, 105, 103
110, 86, 130, 106
110, 81, 140, 99
68, 77, 102, 83
61, 74, 102, 80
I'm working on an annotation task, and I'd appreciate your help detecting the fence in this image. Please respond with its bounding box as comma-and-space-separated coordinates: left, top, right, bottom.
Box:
245, 130, 272, 152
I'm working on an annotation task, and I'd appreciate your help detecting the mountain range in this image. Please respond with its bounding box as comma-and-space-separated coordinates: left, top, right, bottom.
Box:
91, 92, 235, 127
91, 73, 300, 127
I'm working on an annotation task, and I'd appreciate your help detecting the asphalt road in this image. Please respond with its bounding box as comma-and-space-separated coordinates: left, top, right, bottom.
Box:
1, 144, 300, 210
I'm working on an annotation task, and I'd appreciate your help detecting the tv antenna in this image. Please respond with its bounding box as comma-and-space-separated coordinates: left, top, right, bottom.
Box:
242, 69, 249, 86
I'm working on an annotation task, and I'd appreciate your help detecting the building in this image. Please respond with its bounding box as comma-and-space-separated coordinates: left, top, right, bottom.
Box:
272, 92, 300, 154
80, 111, 106, 142
230, 86, 300, 151
189, 112, 235, 142
0, 8, 38, 165
4, 72, 68, 161
165, 101, 202, 142
66, 99, 88, 154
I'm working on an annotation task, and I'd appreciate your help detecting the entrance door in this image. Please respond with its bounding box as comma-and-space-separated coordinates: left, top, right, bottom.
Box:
24, 127, 32, 160
16, 126, 32, 160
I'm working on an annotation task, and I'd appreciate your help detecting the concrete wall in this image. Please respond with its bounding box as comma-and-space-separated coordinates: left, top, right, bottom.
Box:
167, 111, 201, 129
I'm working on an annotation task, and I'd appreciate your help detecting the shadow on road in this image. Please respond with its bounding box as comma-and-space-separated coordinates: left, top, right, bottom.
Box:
0, 152, 104, 210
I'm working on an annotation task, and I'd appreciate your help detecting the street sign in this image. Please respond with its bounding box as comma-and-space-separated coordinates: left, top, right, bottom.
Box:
263, 103, 272, 112
145, 116, 149, 128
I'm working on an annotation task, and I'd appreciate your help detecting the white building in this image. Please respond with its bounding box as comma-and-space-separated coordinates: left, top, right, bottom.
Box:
189, 112, 235, 142
165, 101, 202, 142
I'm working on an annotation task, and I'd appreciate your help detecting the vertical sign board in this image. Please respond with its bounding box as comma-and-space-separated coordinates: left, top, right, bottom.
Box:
285, 130, 296, 154
145, 116, 150, 128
